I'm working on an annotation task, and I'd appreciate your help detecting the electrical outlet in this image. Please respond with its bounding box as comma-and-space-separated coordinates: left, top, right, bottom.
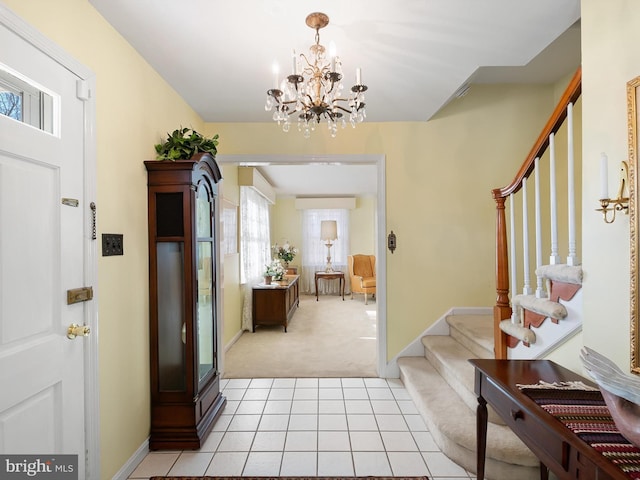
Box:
102, 233, 124, 256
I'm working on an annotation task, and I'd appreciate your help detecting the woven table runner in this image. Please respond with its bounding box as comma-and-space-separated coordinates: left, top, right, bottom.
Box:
519, 385, 640, 478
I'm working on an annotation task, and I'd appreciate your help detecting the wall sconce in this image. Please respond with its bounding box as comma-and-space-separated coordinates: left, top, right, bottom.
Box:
320, 220, 338, 272
387, 230, 397, 254
597, 153, 629, 224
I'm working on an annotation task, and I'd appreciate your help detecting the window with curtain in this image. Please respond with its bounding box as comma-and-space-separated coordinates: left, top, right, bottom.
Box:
240, 186, 271, 284
239, 186, 271, 330
300, 209, 350, 294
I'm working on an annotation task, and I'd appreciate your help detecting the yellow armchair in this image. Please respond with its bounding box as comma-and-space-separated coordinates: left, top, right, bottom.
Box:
348, 254, 376, 304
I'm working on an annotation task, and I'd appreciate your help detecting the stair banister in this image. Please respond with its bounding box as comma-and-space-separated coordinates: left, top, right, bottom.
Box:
492, 68, 582, 199
492, 67, 581, 359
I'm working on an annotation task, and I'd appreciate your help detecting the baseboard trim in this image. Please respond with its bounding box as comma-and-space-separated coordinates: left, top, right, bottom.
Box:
225, 329, 243, 352
381, 306, 492, 378
111, 437, 149, 480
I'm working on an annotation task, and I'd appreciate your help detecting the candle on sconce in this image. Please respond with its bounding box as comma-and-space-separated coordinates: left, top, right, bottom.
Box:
291, 50, 297, 75
600, 152, 609, 199
356, 68, 362, 85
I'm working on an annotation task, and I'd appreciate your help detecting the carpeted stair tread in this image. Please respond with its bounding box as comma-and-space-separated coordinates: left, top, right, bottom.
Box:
512, 294, 567, 320
421, 335, 504, 425
446, 314, 494, 359
398, 356, 539, 480
536, 264, 583, 285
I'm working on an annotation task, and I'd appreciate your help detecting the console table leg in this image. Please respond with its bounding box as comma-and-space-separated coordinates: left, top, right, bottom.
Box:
539, 462, 548, 480
477, 396, 488, 480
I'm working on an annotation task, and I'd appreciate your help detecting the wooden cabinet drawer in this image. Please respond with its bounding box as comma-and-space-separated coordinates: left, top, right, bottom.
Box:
483, 376, 569, 474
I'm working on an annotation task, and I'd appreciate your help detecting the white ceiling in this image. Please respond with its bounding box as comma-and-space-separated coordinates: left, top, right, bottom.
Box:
88, 0, 581, 196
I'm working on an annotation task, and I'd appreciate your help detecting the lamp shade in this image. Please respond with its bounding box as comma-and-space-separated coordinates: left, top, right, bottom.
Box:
320, 220, 338, 241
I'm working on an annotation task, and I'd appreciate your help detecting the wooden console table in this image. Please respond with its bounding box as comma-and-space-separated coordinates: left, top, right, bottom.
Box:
314, 271, 345, 301
252, 275, 299, 332
470, 359, 628, 480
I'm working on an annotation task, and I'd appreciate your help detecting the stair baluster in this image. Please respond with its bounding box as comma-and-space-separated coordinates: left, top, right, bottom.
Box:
567, 102, 579, 266
549, 132, 561, 265
534, 157, 547, 299
509, 192, 518, 324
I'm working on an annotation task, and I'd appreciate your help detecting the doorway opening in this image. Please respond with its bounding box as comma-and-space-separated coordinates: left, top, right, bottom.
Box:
216, 153, 387, 378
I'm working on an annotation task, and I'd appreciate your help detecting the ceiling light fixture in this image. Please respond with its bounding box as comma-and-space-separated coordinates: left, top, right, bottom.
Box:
264, 12, 368, 138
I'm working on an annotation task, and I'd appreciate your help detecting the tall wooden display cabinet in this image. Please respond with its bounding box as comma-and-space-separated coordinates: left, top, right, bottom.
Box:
145, 153, 226, 450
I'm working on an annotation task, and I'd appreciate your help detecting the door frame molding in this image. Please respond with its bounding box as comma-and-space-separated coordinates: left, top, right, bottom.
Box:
216, 153, 389, 377
0, 4, 99, 477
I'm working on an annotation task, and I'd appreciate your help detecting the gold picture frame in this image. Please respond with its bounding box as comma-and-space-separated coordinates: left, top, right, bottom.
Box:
629, 75, 640, 374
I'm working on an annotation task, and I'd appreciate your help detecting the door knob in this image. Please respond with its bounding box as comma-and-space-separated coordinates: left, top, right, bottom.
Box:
67, 323, 90, 339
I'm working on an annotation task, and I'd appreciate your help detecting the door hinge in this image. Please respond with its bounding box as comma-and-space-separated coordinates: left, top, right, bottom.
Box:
76, 79, 91, 101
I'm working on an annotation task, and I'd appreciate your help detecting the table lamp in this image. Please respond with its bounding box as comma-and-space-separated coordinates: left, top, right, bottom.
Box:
320, 220, 338, 272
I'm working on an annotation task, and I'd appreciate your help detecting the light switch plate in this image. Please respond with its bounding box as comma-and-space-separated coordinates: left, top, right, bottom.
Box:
102, 233, 123, 256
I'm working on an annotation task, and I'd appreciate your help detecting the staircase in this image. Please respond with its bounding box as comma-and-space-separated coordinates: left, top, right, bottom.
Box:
398, 313, 540, 480
395, 68, 585, 480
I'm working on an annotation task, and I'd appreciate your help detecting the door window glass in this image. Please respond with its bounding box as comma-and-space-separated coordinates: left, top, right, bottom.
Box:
0, 66, 56, 134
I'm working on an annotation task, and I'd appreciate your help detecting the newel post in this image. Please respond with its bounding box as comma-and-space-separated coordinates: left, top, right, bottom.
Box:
493, 193, 510, 359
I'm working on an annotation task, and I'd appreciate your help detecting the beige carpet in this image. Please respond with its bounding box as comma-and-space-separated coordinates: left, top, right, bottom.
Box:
223, 294, 377, 378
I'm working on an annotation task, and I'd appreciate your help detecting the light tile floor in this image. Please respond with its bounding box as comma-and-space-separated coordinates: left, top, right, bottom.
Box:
128, 377, 476, 479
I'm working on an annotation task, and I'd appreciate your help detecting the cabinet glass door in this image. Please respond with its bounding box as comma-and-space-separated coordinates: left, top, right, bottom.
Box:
196, 185, 215, 383
156, 242, 186, 391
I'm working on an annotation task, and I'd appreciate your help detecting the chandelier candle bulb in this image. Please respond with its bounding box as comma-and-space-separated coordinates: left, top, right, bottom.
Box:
292, 50, 297, 75
356, 68, 362, 85
329, 41, 336, 71
272, 63, 279, 89
600, 152, 609, 199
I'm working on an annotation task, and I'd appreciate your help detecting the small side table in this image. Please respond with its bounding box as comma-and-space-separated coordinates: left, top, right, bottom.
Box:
315, 271, 345, 301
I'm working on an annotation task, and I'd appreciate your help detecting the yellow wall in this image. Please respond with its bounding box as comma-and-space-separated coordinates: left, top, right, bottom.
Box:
270, 197, 302, 271
576, 0, 640, 372
1, 0, 205, 478
206, 83, 557, 361
350, 196, 377, 254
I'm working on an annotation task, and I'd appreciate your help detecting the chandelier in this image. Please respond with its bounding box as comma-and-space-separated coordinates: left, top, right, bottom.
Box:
264, 12, 368, 138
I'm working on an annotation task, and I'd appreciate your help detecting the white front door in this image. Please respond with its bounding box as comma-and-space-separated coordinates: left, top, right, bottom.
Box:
0, 12, 94, 478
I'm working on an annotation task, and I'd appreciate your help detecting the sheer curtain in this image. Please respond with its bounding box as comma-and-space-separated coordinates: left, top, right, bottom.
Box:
240, 186, 271, 330
301, 209, 350, 294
